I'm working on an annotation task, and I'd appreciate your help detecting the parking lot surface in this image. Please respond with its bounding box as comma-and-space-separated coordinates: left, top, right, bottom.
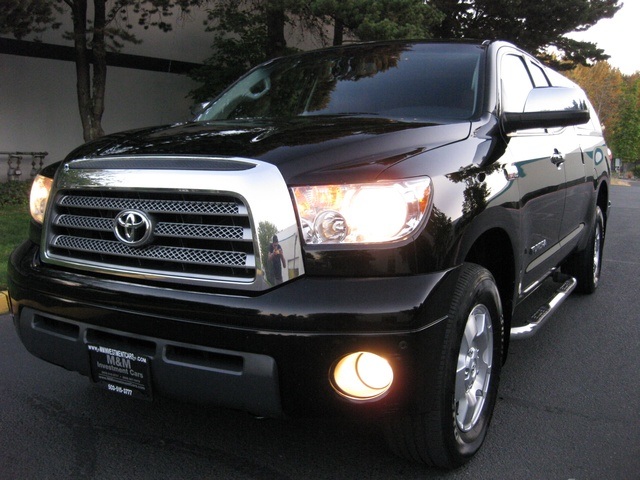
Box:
1, 185, 638, 479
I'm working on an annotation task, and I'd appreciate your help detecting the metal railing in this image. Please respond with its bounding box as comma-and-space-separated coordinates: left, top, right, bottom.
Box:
0, 151, 48, 182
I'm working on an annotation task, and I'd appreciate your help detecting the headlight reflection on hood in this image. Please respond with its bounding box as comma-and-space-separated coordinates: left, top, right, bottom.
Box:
292, 177, 432, 245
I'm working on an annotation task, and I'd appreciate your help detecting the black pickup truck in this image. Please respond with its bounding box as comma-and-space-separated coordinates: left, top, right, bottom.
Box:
8, 40, 610, 468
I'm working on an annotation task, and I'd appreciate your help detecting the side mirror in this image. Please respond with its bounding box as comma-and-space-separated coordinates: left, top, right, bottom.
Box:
502, 87, 590, 133
190, 101, 212, 119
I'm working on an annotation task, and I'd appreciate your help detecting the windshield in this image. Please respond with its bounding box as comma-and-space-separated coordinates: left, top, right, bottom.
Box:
196, 43, 485, 123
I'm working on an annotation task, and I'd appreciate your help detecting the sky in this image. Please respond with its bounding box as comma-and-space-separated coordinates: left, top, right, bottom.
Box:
568, 1, 640, 75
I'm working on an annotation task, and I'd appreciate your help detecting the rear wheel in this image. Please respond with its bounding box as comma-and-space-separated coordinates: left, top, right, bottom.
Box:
383, 263, 504, 468
564, 206, 605, 294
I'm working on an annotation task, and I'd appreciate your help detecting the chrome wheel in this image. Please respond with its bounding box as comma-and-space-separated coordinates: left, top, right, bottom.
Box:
383, 264, 502, 468
455, 304, 493, 432
592, 219, 602, 287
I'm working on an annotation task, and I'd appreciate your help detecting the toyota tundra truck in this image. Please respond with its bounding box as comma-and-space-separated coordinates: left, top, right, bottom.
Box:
8, 40, 610, 468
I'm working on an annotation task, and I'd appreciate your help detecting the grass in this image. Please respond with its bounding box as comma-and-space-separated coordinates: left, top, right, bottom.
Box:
0, 181, 32, 289
0, 205, 30, 289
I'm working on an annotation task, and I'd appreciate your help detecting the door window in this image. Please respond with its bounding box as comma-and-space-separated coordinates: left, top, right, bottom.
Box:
501, 54, 534, 113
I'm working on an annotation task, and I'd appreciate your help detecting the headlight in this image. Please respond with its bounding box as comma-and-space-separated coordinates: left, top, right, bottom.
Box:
292, 177, 432, 244
30, 174, 53, 224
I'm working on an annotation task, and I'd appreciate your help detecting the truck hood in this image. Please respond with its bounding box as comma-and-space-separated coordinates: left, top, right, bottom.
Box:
67, 117, 471, 184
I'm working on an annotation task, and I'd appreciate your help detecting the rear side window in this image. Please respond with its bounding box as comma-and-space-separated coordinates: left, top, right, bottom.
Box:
528, 62, 550, 87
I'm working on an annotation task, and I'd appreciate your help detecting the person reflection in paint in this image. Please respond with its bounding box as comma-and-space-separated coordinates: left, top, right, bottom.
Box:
268, 235, 286, 285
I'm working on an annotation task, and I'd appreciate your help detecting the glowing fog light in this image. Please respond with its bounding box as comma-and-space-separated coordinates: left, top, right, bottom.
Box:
30, 174, 53, 224
332, 352, 394, 400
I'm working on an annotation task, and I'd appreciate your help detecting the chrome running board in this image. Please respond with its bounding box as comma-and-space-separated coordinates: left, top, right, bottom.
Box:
510, 275, 577, 340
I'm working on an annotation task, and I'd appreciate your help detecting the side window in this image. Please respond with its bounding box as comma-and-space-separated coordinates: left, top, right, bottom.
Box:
501, 54, 534, 113
529, 63, 550, 87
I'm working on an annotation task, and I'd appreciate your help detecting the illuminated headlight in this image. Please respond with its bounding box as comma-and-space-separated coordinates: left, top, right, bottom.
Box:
331, 352, 394, 400
292, 177, 432, 244
30, 174, 53, 224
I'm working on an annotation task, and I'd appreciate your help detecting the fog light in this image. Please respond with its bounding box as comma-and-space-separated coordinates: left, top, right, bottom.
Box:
332, 352, 393, 400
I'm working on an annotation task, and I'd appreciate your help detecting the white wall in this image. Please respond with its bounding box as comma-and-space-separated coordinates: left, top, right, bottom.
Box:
1, 54, 84, 165
0, 6, 331, 182
0, 52, 198, 180
0, 6, 214, 181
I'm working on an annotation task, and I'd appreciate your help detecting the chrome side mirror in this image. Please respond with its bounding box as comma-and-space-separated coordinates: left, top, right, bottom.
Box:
502, 87, 590, 133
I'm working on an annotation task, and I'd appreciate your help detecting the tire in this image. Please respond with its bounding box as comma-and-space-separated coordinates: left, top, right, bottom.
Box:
564, 206, 605, 294
383, 263, 504, 468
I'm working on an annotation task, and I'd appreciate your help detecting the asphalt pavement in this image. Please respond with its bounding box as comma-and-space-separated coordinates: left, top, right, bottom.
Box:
1, 185, 639, 479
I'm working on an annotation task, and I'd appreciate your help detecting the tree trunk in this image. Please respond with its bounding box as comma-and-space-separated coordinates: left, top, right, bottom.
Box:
265, 4, 286, 59
91, 0, 106, 140
333, 17, 344, 46
70, 0, 105, 142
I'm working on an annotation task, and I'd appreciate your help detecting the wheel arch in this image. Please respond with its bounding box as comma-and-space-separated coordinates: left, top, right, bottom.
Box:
462, 227, 517, 357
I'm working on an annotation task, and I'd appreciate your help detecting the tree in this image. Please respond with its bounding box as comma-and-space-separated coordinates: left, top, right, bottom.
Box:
609, 77, 640, 163
430, 0, 621, 70
189, 0, 306, 103
566, 61, 624, 130
2, 0, 205, 142
567, 63, 640, 164
190, 0, 443, 101
0, 0, 63, 39
310, 0, 443, 45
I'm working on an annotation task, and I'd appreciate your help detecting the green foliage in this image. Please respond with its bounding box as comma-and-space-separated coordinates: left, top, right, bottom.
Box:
0, 208, 30, 290
430, 0, 622, 70
0, 0, 62, 39
189, 3, 276, 102
0, 180, 31, 208
311, 0, 443, 41
567, 63, 640, 163
1, 0, 204, 50
191, 0, 620, 102
609, 78, 640, 162
566, 62, 624, 130
191, 0, 443, 101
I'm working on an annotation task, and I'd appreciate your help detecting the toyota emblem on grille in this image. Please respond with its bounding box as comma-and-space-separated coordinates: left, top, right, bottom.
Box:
114, 210, 153, 246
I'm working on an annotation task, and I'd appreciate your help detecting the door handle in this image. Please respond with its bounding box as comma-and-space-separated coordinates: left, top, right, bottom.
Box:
503, 163, 519, 180
550, 149, 565, 166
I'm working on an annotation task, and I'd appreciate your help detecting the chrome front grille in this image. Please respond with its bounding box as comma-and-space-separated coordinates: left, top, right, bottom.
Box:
41, 155, 305, 291
58, 194, 241, 215
46, 190, 255, 281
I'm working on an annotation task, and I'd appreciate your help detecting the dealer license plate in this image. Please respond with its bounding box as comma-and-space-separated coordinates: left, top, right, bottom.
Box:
88, 345, 152, 400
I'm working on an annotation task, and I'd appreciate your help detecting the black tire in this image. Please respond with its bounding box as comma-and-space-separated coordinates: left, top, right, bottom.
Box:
383, 263, 504, 468
564, 206, 605, 294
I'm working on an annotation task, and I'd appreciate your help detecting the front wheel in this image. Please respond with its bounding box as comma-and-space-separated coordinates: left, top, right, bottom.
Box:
383, 263, 504, 468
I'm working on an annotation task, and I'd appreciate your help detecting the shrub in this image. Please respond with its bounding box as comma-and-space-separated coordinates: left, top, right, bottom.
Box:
633, 165, 640, 179
0, 180, 31, 207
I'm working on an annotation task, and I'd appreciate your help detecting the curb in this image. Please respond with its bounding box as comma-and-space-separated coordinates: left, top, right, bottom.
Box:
1, 291, 9, 315
611, 179, 631, 187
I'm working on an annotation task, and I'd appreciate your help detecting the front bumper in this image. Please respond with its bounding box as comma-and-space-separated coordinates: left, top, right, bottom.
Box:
9, 240, 459, 418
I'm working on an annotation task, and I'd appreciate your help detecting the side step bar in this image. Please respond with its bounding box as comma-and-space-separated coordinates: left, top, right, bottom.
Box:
510, 275, 577, 340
